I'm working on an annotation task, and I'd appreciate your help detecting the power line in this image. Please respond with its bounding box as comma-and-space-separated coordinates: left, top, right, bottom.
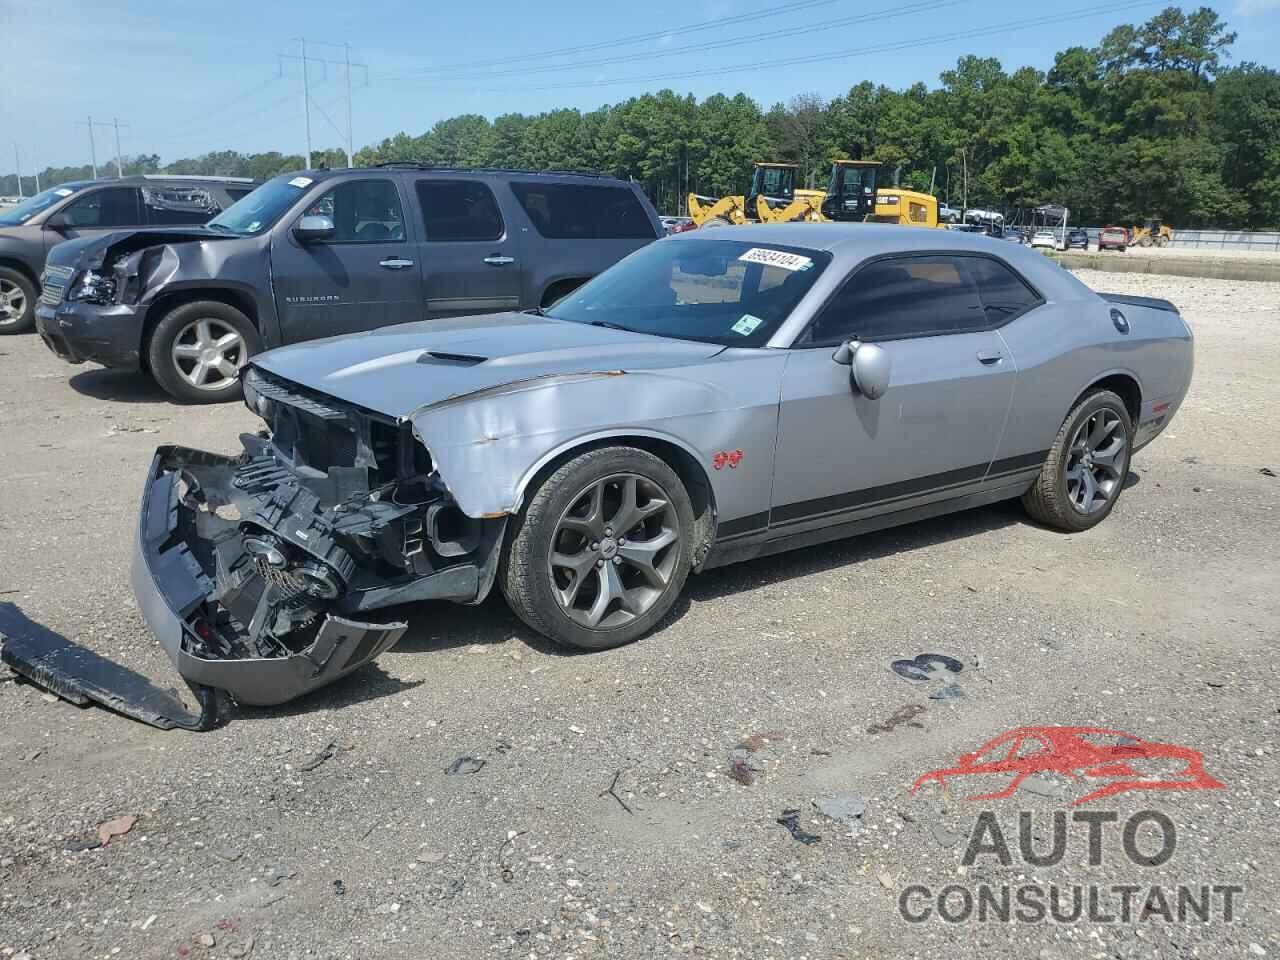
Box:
377, 0, 856, 79
441, 0, 1161, 93
378, 0, 961, 85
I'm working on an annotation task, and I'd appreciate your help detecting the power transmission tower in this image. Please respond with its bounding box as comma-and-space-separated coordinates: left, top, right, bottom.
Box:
76, 116, 99, 178
110, 118, 130, 178
279, 41, 367, 168
12, 144, 22, 198
298, 37, 313, 169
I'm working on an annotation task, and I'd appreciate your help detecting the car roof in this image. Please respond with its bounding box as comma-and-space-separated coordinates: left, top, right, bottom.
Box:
667, 222, 1091, 301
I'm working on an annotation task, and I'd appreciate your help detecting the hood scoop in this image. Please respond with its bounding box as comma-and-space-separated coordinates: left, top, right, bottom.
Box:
417, 351, 487, 367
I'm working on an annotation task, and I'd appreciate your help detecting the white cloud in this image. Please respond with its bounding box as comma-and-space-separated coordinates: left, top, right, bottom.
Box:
1235, 0, 1280, 14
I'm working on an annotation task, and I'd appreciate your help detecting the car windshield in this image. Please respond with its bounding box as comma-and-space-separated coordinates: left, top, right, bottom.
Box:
0, 185, 84, 225
206, 175, 311, 236
545, 238, 831, 347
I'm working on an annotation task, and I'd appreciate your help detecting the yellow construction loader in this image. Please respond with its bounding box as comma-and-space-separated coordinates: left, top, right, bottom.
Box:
755, 159, 941, 227
688, 162, 821, 227
1130, 218, 1174, 247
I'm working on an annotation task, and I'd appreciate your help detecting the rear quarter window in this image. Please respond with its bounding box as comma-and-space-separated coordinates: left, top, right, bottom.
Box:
510, 182, 657, 240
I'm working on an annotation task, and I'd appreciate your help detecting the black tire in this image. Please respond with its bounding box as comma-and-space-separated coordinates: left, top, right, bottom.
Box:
147, 300, 261, 404
1023, 389, 1133, 532
0, 266, 37, 334
500, 446, 695, 651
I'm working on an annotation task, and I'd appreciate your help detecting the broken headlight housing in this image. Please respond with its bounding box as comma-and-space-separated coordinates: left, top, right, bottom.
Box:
65, 269, 117, 305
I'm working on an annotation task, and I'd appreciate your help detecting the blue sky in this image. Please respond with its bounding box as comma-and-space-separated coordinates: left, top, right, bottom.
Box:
3, 0, 1278, 172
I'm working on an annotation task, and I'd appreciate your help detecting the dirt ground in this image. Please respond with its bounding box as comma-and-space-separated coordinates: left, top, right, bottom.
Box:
1, 270, 1277, 960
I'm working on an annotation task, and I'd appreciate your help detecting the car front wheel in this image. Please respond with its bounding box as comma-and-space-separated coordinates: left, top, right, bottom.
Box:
1023, 389, 1133, 532
0, 267, 36, 334
147, 301, 261, 404
500, 446, 695, 650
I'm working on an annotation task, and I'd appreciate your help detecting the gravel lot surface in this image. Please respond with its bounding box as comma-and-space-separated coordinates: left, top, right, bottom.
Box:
1, 270, 1277, 960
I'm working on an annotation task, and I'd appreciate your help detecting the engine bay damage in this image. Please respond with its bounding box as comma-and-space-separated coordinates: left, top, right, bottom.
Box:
133, 368, 506, 708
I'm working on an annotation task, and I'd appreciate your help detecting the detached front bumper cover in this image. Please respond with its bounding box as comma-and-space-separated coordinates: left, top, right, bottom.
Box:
133, 446, 407, 707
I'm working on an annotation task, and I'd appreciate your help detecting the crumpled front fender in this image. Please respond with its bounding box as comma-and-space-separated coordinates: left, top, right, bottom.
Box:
407, 366, 781, 523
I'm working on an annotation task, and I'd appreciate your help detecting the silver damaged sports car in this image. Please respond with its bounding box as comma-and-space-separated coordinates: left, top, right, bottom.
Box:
131, 224, 1193, 707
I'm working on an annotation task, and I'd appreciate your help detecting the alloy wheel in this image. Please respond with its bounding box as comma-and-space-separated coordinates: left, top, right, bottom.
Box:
548, 474, 681, 629
1065, 409, 1128, 514
171, 318, 246, 391
0, 279, 26, 326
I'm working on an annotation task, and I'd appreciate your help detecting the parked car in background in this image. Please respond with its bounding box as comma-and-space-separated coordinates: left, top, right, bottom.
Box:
1066, 228, 1090, 250
1030, 230, 1061, 250
1098, 226, 1129, 252
36, 165, 662, 402
660, 215, 695, 235
0, 176, 257, 334
120, 224, 1193, 708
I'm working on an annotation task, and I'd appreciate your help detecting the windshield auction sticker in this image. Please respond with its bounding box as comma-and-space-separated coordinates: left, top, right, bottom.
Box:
738, 247, 813, 271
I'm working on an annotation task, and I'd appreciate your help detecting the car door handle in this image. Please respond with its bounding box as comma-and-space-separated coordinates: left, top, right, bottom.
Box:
977, 350, 1004, 365
483, 255, 515, 266
379, 258, 415, 270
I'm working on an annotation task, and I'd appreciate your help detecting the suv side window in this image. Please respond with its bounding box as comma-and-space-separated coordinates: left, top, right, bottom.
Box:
142, 185, 221, 226
302, 179, 406, 243
510, 182, 657, 240
804, 255, 987, 345
961, 256, 1042, 324
62, 187, 142, 228
415, 179, 504, 242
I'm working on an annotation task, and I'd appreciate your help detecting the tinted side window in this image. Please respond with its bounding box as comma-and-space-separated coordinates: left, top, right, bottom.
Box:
510, 182, 656, 240
415, 179, 504, 242
225, 187, 255, 202
302, 179, 405, 243
806, 255, 986, 344
961, 256, 1041, 324
63, 187, 141, 228
142, 185, 221, 226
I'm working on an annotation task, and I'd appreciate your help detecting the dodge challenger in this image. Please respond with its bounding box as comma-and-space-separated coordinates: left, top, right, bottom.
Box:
126, 224, 1193, 712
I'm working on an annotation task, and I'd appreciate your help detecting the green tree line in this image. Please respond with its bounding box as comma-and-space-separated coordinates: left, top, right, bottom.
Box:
4, 6, 1278, 227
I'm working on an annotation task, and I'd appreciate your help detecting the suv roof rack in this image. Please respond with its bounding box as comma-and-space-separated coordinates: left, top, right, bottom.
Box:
140, 174, 257, 183
369, 162, 612, 179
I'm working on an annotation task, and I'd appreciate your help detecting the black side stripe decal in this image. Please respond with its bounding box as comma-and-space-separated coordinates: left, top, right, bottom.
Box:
717, 511, 770, 539
765, 449, 1050, 528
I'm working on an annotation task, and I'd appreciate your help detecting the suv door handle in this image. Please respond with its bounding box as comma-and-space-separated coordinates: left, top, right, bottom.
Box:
977, 350, 1004, 365
379, 258, 415, 270
483, 255, 515, 266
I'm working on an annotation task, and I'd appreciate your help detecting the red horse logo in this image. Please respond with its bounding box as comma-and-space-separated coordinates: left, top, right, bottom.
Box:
911, 726, 1224, 807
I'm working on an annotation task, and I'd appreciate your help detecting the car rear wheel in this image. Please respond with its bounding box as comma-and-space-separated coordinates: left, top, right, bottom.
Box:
148, 301, 261, 404
1023, 389, 1133, 532
500, 446, 694, 650
0, 268, 36, 334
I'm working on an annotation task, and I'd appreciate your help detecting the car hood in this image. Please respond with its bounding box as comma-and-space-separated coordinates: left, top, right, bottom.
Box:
251, 313, 726, 420
46, 227, 228, 270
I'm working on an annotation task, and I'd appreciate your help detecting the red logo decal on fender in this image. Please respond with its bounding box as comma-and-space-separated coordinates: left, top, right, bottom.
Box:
713, 450, 744, 470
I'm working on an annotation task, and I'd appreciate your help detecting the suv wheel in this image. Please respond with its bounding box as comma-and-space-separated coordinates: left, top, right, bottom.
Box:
0, 267, 36, 334
148, 301, 262, 404
500, 446, 694, 650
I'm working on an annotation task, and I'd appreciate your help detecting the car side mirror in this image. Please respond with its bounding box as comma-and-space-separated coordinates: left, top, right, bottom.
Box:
832, 339, 891, 400
44, 212, 70, 230
293, 214, 335, 244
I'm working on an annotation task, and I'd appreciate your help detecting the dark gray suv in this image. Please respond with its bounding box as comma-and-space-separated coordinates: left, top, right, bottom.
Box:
36, 165, 662, 402
0, 175, 256, 334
